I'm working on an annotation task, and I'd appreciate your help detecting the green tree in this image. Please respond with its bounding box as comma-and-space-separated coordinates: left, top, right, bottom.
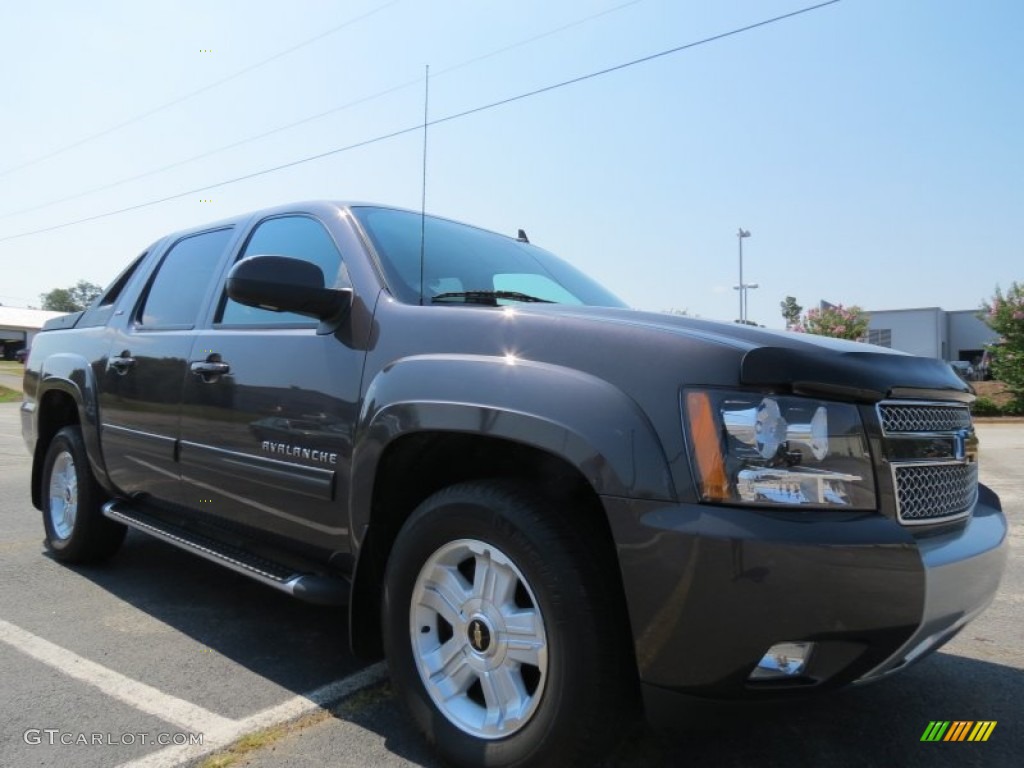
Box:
780, 296, 803, 329
39, 288, 78, 312
981, 283, 1024, 412
793, 303, 868, 341
40, 280, 103, 312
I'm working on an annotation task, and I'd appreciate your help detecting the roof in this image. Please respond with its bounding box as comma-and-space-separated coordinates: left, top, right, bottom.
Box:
0, 306, 67, 330
863, 307, 943, 315
864, 307, 980, 315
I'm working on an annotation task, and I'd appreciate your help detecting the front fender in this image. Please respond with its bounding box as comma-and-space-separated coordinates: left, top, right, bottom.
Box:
349, 354, 675, 543
32, 353, 109, 496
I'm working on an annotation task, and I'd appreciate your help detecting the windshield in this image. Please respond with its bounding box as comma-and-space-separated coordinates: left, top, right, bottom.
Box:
351, 206, 626, 308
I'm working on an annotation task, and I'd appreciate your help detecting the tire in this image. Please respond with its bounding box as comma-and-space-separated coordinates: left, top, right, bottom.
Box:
383, 480, 636, 768
42, 426, 126, 563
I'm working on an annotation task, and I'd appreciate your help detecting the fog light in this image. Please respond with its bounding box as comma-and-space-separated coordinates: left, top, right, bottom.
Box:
749, 642, 814, 680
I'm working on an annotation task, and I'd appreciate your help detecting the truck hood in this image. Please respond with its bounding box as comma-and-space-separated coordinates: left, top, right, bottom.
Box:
516, 305, 972, 403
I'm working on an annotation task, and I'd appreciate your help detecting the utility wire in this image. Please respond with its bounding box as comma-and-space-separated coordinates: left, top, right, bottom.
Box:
0, 0, 402, 179
0, 0, 644, 222
0, 0, 840, 245
433, 0, 645, 78
0, 80, 417, 221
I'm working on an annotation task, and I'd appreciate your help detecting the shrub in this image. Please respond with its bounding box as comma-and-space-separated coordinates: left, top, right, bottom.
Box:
792, 304, 868, 341
971, 397, 1003, 417
981, 283, 1024, 412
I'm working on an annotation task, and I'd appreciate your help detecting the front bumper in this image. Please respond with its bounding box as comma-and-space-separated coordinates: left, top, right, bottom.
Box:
854, 485, 1007, 682
603, 484, 1007, 709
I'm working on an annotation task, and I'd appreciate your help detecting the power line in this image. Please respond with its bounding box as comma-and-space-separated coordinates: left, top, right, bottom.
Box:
433, 0, 645, 78
430, 0, 841, 128
0, 0, 402, 179
0, 0, 645, 222
0, 79, 418, 221
0, 0, 840, 245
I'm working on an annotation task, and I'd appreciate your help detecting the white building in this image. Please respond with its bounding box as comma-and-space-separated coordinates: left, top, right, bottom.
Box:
863, 307, 998, 364
0, 307, 66, 360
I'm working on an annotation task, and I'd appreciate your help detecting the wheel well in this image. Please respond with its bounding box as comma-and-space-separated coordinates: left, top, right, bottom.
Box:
31, 390, 80, 510
350, 432, 636, 672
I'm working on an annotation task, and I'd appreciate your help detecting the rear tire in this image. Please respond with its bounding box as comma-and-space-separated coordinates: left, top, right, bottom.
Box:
42, 426, 125, 563
383, 480, 636, 767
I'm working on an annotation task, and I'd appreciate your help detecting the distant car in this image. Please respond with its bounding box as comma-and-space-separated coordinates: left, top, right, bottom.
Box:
14, 348, 29, 364
950, 360, 974, 380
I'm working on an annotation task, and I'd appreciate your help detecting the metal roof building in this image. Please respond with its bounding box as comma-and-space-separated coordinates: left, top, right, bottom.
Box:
863, 307, 998, 365
0, 307, 66, 359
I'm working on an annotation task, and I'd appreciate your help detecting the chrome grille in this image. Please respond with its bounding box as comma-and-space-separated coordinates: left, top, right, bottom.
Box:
893, 463, 978, 524
878, 403, 972, 434
877, 400, 978, 526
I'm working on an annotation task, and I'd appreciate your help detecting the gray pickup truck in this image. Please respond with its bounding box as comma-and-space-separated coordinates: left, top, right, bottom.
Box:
22, 201, 1007, 766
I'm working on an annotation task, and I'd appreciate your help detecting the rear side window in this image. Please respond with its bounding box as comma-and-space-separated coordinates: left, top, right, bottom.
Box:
76, 251, 149, 329
138, 228, 234, 328
98, 252, 146, 307
217, 215, 343, 326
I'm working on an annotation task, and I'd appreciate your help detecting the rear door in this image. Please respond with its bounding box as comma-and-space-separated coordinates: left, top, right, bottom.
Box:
178, 214, 363, 552
98, 227, 235, 507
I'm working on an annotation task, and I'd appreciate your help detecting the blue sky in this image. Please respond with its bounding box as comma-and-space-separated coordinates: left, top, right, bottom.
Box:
1, 0, 1021, 328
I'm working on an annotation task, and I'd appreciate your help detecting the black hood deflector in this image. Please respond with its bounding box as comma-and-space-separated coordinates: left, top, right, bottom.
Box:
740, 347, 973, 403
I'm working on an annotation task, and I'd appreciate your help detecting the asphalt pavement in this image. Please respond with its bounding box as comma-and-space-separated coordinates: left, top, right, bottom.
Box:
0, 402, 1020, 767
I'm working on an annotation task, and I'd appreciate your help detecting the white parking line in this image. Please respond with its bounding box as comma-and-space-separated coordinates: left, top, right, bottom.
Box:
0, 617, 389, 768
0, 619, 234, 734
114, 662, 389, 768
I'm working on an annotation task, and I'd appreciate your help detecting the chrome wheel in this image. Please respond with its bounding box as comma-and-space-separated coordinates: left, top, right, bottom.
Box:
410, 538, 548, 740
47, 450, 78, 541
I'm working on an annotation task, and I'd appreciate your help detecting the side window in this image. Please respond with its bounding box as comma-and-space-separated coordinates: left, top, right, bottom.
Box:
99, 252, 146, 307
77, 251, 149, 329
218, 216, 343, 326
138, 228, 234, 328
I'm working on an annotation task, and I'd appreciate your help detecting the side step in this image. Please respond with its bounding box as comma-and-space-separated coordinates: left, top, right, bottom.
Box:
102, 501, 349, 606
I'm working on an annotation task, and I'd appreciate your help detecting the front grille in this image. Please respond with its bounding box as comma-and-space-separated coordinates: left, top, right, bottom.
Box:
893, 462, 978, 524
878, 403, 972, 434
876, 400, 978, 526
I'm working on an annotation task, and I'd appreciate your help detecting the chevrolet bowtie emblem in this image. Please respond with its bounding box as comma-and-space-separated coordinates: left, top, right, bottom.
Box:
954, 428, 971, 462
469, 619, 490, 652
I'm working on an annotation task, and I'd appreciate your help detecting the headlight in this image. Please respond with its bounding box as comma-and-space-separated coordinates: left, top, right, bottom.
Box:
684, 390, 876, 509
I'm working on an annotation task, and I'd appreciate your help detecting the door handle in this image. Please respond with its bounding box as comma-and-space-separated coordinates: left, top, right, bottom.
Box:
190, 360, 231, 378
109, 354, 136, 374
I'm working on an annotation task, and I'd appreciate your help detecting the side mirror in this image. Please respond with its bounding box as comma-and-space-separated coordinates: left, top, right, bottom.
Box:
226, 255, 351, 320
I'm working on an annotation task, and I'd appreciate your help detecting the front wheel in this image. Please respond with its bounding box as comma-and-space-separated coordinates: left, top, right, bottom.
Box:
384, 480, 636, 767
42, 426, 125, 563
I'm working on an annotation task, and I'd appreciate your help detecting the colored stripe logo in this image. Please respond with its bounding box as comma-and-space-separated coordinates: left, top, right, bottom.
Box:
921, 721, 997, 742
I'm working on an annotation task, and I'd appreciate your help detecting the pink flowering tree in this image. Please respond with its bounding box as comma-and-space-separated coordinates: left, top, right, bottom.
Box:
982, 282, 1024, 411
792, 304, 868, 341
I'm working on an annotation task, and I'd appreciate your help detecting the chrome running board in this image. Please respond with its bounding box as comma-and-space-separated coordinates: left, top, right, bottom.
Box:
102, 500, 349, 606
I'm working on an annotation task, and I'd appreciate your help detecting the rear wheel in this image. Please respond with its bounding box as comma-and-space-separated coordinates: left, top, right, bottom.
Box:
42, 426, 125, 563
384, 480, 636, 767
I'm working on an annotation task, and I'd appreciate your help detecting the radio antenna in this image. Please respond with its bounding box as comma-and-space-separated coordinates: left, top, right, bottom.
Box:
418, 64, 430, 306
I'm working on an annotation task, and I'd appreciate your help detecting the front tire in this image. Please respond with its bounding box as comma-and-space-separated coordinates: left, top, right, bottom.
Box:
42, 426, 125, 563
384, 480, 635, 767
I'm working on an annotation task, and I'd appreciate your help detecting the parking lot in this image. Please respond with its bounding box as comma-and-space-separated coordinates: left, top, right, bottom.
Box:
0, 400, 1020, 767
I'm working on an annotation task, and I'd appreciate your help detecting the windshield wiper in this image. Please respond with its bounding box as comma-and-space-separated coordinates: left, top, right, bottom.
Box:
431, 290, 554, 305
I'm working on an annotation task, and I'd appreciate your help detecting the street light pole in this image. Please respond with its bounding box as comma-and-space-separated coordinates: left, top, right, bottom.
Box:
737, 229, 751, 322
744, 282, 759, 324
